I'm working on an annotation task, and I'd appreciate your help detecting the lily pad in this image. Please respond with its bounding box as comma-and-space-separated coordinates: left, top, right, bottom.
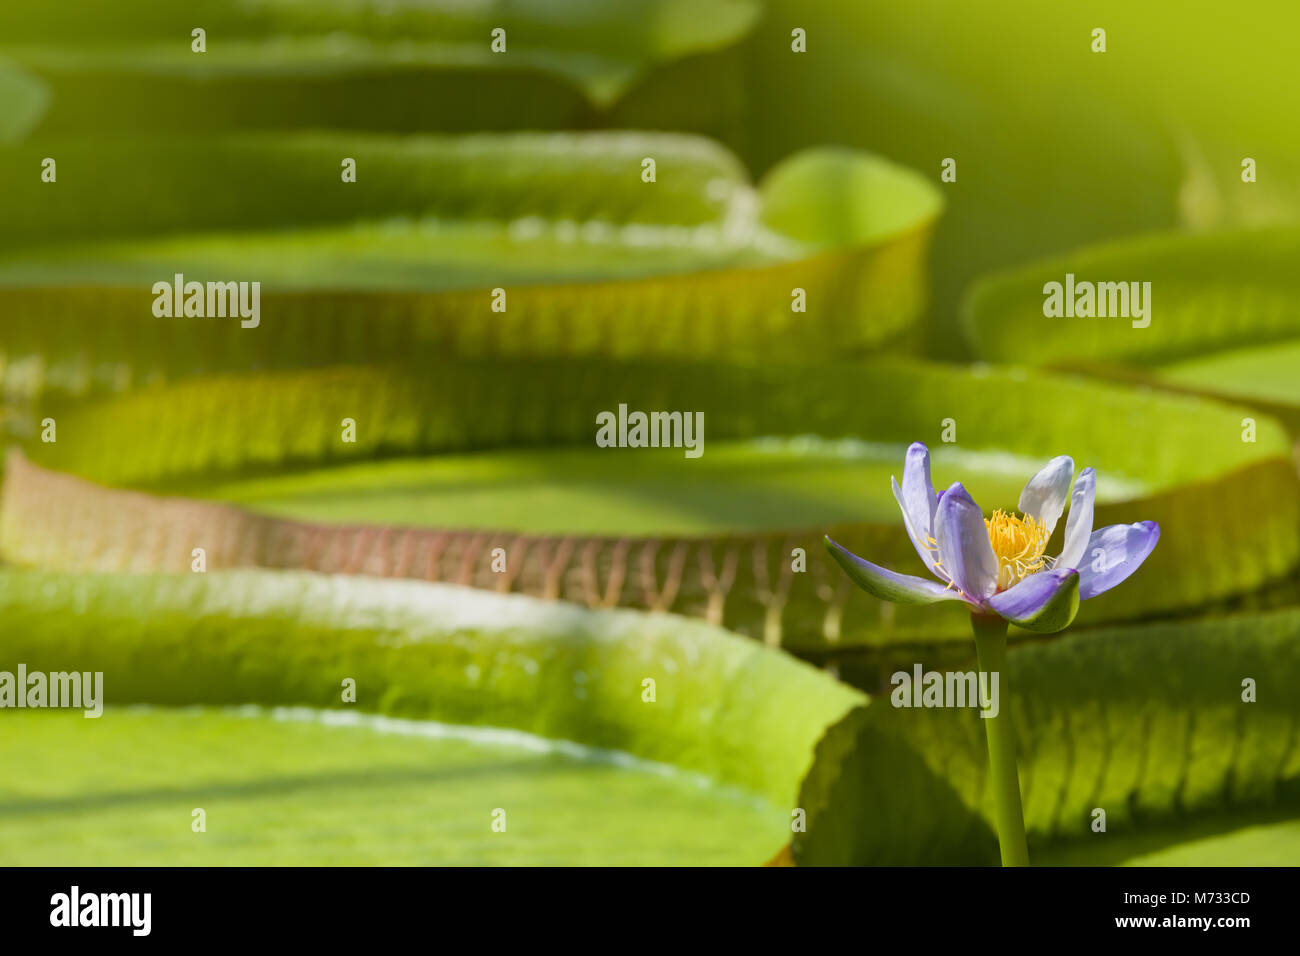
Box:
1150, 337, 1300, 430
8, 358, 1296, 651
1039, 814, 1300, 866
793, 607, 1300, 865
1, 0, 761, 112
0, 60, 48, 143
0, 132, 752, 252
1155, 338, 1300, 407
962, 227, 1300, 367
0, 567, 865, 863
962, 226, 1300, 430
166, 442, 1131, 537
0, 136, 941, 405
619, 1, 1300, 358
0, 708, 789, 866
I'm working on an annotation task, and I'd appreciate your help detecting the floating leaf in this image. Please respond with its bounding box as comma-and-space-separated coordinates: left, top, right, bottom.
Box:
1, 0, 762, 112
794, 607, 1300, 865
619, 2, 1300, 361
963, 227, 1300, 366
0, 131, 750, 251
0, 137, 941, 406
0, 567, 863, 814
1149, 337, 1300, 431
8, 359, 1295, 651
0, 59, 48, 143
0, 707, 794, 866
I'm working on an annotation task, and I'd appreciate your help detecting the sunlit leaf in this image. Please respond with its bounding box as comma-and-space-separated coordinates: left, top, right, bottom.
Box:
0, 137, 941, 403
8, 359, 1295, 650
0, 59, 48, 142
0, 707, 793, 866
0, 567, 863, 813
963, 227, 1300, 367
1, 0, 762, 111
794, 607, 1300, 865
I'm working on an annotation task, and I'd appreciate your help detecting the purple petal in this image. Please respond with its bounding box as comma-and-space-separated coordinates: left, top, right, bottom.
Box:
891, 443, 947, 580
988, 568, 1080, 632
1057, 467, 1096, 570
893, 478, 948, 581
825, 536, 966, 606
900, 442, 938, 532
1077, 521, 1161, 599
934, 482, 998, 602
1018, 455, 1074, 535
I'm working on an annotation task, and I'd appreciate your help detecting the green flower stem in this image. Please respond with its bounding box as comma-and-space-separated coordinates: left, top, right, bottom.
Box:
971, 612, 1030, 867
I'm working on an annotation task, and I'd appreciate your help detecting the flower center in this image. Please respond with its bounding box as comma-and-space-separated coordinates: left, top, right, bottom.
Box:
985, 509, 1051, 591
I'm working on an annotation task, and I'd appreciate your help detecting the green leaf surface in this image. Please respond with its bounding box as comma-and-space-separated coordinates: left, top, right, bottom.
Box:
0, 137, 941, 401
963, 227, 1300, 366
794, 607, 1300, 865
962, 226, 1300, 432
617, 2, 1300, 361
0, 132, 751, 250
1040, 813, 1300, 866
1156, 338, 1300, 407
0, 708, 790, 866
1151, 337, 1300, 428
0, 60, 48, 143
619, 0, 1191, 360
2, 0, 761, 109
8, 358, 1296, 651
0, 568, 864, 818
136, 443, 1116, 537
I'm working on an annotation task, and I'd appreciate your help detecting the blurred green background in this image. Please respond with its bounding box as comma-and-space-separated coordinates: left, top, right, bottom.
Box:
1, 0, 1298, 866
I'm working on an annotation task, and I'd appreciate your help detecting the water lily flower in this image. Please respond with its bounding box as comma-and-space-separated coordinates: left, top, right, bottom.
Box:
825, 442, 1160, 633
824, 441, 1160, 866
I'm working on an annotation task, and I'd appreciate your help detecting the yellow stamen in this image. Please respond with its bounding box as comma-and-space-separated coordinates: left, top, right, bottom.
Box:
985, 509, 1052, 591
